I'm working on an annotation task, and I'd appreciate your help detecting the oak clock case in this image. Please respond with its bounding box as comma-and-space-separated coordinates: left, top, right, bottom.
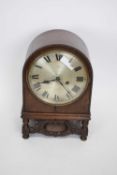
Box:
22, 29, 93, 140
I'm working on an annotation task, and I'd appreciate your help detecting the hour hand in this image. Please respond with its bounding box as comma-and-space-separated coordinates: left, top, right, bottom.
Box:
40, 79, 56, 84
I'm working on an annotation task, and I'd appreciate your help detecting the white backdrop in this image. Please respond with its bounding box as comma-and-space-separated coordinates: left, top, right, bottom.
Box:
0, 0, 117, 175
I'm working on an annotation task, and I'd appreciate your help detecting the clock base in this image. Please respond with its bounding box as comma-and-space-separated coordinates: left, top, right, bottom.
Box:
22, 113, 89, 140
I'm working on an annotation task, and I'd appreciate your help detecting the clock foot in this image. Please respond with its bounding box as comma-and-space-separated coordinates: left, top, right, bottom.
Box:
22, 131, 29, 139
22, 118, 30, 139
80, 120, 89, 141
80, 135, 87, 141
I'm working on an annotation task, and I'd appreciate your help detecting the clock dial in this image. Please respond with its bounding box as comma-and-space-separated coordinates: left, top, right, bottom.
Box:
28, 49, 89, 105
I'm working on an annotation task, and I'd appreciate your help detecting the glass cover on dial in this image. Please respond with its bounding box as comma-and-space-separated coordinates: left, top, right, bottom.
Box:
28, 49, 89, 106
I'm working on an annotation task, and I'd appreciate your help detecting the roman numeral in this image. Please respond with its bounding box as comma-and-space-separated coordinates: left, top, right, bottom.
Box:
74, 66, 82, 72
42, 91, 49, 98
54, 94, 60, 101
32, 74, 39, 79
76, 76, 84, 82
72, 85, 80, 93
56, 54, 63, 61
33, 82, 41, 90
35, 65, 42, 69
44, 56, 51, 63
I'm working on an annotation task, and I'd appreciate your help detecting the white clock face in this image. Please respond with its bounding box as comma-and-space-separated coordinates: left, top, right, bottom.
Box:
28, 49, 89, 106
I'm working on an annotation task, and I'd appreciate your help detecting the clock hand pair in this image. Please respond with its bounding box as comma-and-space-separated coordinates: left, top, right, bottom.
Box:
39, 77, 73, 97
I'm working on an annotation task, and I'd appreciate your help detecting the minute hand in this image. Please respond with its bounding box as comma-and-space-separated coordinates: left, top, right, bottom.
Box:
57, 80, 73, 97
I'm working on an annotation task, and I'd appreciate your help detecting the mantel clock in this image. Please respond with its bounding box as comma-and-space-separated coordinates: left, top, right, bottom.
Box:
21, 29, 93, 140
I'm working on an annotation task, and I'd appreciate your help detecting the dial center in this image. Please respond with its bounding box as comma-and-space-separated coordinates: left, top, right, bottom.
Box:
56, 76, 60, 81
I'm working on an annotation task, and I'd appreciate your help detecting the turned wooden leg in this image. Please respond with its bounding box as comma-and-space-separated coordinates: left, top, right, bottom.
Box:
22, 117, 30, 139
80, 120, 89, 141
